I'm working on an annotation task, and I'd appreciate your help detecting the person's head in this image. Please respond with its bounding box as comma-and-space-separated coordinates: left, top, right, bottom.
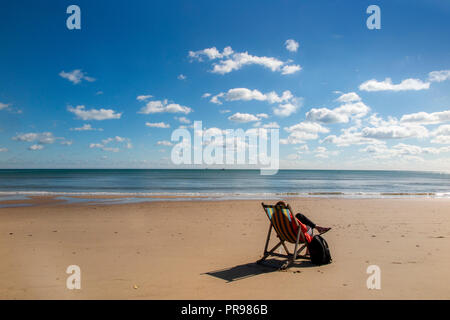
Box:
275, 201, 287, 207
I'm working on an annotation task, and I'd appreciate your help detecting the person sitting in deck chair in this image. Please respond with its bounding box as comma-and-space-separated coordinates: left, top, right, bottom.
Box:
276, 201, 331, 237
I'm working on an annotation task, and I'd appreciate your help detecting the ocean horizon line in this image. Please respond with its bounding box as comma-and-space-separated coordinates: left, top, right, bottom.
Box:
0, 168, 449, 174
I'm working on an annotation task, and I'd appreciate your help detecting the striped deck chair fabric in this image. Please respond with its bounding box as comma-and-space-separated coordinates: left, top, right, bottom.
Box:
263, 205, 312, 244
258, 202, 313, 269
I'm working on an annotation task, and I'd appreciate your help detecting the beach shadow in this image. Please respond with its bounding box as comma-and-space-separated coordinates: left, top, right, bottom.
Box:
204, 258, 316, 283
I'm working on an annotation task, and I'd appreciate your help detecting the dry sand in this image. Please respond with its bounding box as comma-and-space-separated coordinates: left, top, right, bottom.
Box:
1, 197, 449, 299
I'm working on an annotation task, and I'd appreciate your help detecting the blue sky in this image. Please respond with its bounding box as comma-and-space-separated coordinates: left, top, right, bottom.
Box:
1, 0, 450, 170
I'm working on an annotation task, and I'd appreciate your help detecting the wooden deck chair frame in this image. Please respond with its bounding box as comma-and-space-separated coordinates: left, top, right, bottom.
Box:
257, 202, 312, 270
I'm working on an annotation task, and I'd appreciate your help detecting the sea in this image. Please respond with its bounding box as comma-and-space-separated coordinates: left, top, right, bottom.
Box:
0, 169, 449, 200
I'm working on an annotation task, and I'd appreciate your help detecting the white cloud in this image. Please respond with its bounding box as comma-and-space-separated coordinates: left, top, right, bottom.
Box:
70, 124, 103, 131
201, 93, 211, 98
90, 136, 132, 152
210, 93, 224, 104
359, 77, 430, 91
68, 105, 122, 120
314, 146, 339, 159
177, 74, 187, 80
145, 122, 170, 128
0, 147, 8, 152
306, 108, 348, 123
281, 65, 302, 75
29, 144, 44, 151
256, 113, 269, 119
306, 102, 369, 123
189, 46, 301, 75
321, 113, 431, 147
175, 116, 191, 124
12, 133, 39, 142
285, 121, 329, 134
189, 46, 234, 60
223, 88, 266, 102
210, 87, 300, 117
432, 124, 450, 137
286, 144, 310, 160
296, 145, 309, 153
431, 135, 450, 144
321, 130, 384, 147
60, 140, 73, 146
0, 102, 21, 114
400, 110, 450, 125
228, 112, 260, 123
102, 147, 120, 153
361, 125, 428, 139
280, 132, 318, 145
407, 145, 444, 155
261, 122, 280, 129
428, 70, 450, 83
210, 88, 294, 105
431, 124, 450, 144
59, 69, 95, 84
212, 52, 283, 74
219, 109, 231, 114
360, 143, 450, 160
334, 102, 370, 119
156, 140, 173, 146
12, 132, 56, 144
285, 39, 299, 52
368, 113, 399, 127
273, 103, 298, 117
335, 92, 361, 103
38, 134, 57, 144
12, 132, 73, 151
358, 70, 449, 93
137, 95, 153, 101
101, 136, 128, 144
281, 122, 329, 144
138, 99, 192, 114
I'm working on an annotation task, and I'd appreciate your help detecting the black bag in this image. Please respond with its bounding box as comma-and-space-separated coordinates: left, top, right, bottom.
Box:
309, 235, 332, 265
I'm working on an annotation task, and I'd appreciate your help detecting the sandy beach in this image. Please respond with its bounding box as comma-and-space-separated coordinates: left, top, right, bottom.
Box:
1, 197, 449, 299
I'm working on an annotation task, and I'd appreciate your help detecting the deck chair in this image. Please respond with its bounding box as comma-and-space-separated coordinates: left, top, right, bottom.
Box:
258, 202, 314, 270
